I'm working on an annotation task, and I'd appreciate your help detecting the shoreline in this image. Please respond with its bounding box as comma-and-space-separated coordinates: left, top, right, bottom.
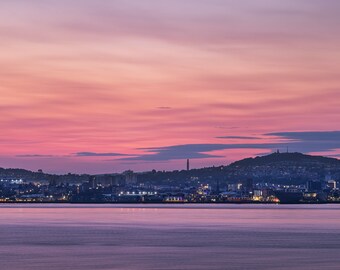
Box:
1, 201, 340, 205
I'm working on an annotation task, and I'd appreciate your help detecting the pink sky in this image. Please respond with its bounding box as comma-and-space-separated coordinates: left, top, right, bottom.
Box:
1, 0, 340, 174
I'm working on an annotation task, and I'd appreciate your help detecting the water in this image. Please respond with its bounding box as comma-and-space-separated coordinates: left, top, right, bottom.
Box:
1, 204, 340, 270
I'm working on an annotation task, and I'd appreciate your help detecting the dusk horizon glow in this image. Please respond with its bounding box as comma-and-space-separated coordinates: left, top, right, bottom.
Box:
1, 0, 340, 174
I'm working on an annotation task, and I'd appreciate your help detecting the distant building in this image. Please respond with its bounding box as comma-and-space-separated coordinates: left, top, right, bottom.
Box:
123, 170, 137, 186
187, 159, 190, 171
262, 188, 275, 198
228, 184, 239, 192
95, 175, 113, 187
306, 180, 322, 192
232, 179, 253, 193
244, 178, 254, 192
327, 180, 337, 190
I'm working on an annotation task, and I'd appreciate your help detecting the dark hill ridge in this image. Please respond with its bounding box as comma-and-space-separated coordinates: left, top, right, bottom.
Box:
1, 152, 340, 185
224, 152, 340, 184
128, 152, 340, 185
229, 152, 340, 168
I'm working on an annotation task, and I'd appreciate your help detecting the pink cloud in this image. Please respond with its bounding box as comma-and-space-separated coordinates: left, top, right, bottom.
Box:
0, 0, 339, 173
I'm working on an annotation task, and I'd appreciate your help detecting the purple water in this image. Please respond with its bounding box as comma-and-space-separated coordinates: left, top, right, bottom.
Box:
1, 204, 340, 270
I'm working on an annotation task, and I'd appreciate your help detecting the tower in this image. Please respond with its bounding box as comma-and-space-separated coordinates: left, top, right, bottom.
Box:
89, 176, 97, 189
187, 159, 190, 171
216, 179, 220, 193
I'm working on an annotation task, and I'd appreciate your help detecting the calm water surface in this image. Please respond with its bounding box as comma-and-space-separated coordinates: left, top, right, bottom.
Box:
1, 204, 340, 270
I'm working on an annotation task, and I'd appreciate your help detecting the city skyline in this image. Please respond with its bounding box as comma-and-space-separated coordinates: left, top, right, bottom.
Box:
1, 0, 340, 173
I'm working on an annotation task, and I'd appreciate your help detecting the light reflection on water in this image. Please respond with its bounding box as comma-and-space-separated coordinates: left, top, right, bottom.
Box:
1, 204, 340, 270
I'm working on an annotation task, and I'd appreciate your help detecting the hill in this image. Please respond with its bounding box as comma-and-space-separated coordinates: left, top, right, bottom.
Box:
136, 152, 340, 186
1, 152, 340, 185
229, 152, 340, 167
225, 152, 340, 184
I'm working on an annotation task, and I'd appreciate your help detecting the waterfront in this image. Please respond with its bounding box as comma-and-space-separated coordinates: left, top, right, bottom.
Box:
1, 204, 340, 270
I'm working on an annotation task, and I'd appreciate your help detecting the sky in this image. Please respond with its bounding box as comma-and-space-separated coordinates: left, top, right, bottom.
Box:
0, 0, 340, 174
